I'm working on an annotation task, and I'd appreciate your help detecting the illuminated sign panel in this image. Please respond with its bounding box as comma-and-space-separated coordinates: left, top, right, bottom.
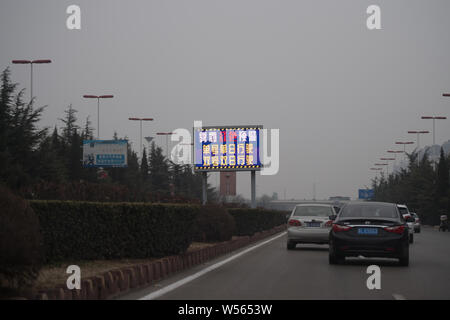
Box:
194, 126, 262, 171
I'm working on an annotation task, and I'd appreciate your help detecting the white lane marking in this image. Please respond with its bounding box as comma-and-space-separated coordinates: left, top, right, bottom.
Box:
392, 293, 407, 300
139, 231, 287, 300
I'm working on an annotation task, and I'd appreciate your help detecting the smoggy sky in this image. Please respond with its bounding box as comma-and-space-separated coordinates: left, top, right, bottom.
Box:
1, 0, 450, 200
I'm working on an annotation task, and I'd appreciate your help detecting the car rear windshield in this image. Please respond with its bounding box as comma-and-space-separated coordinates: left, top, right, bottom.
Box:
339, 204, 399, 219
398, 207, 409, 215
293, 206, 333, 217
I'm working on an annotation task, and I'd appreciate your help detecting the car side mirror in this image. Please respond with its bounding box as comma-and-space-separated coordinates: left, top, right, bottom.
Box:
329, 214, 337, 221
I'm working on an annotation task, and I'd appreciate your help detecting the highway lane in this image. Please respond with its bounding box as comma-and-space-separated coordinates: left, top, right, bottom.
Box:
121, 227, 450, 300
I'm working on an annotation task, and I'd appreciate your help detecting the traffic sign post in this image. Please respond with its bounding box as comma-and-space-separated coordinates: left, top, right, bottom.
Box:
358, 189, 374, 200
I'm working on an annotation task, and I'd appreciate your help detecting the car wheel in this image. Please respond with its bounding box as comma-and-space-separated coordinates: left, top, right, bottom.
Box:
287, 241, 295, 250
399, 246, 409, 267
409, 233, 414, 244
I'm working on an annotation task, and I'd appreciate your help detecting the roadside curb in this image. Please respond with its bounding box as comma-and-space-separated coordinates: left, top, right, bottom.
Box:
34, 224, 287, 300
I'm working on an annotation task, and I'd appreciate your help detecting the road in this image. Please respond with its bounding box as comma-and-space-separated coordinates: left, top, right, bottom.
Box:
121, 227, 450, 300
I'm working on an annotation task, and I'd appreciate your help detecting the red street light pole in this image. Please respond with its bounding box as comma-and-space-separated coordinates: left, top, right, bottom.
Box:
380, 158, 395, 176
387, 150, 403, 160
387, 150, 404, 171
83, 95, 114, 139
407, 130, 429, 166
370, 167, 383, 178
128, 117, 154, 160
12, 59, 52, 102
375, 163, 388, 176
156, 132, 175, 158
395, 141, 414, 157
420, 116, 447, 146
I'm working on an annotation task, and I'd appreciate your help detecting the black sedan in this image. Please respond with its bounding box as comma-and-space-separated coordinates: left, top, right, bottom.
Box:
329, 202, 410, 266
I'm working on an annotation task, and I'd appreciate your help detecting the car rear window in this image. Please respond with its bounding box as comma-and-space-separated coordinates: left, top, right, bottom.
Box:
293, 206, 333, 217
339, 204, 399, 219
398, 207, 409, 215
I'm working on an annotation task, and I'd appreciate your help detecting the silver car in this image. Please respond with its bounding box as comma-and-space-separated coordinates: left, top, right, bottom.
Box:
410, 212, 421, 233
287, 204, 337, 250
397, 204, 414, 243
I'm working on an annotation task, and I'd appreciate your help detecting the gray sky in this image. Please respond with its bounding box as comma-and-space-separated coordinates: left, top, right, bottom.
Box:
1, 0, 450, 200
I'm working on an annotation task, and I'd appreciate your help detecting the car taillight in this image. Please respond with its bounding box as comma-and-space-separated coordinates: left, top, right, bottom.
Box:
332, 224, 351, 232
324, 220, 333, 227
288, 219, 301, 227
384, 225, 405, 234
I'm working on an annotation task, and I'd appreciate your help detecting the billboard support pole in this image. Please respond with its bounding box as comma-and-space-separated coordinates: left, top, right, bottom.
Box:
202, 172, 207, 205
251, 170, 256, 208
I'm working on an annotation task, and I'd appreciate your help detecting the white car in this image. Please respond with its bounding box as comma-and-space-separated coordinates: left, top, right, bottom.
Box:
287, 204, 337, 250
397, 204, 415, 243
410, 212, 421, 233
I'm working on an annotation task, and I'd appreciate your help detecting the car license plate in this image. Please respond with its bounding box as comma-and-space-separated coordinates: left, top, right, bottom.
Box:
358, 228, 378, 235
307, 222, 321, 227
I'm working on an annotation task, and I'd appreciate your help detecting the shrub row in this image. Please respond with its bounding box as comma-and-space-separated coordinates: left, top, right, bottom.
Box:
228, 208, 288, 236
30, 201, 199, 264
193, 205, 236, 242
28, 201, 287, 264
0, 187, 43, 298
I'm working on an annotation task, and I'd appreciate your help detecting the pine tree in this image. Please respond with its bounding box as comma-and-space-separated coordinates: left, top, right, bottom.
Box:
35, 135, 67, 183
68, 129, 82, 181
436, 147, 449, 197
0, 69, 47, 189
140, 147, 149, 182
82, 116, 94, 140
436, 147, 450, 215
148, 142, 170, 193
59, 104, 79, 144
0, 68, 16, 182
0, 68, 16, 154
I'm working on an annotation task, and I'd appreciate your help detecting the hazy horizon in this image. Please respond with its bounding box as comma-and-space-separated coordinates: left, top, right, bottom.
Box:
1, 0, 450, 200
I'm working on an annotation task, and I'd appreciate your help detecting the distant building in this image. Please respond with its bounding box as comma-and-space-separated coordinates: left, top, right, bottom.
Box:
220, 171, 236, 196
264, 199, 351, 212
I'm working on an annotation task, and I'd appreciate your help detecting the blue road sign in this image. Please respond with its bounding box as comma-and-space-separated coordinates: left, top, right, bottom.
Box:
358, 189, 374, 200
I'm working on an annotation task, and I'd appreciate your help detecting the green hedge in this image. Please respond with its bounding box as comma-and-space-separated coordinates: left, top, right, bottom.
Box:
194, 205, 236, 242
0, 187, 43, 297
30, 201, 199, 264
228, 208, 287, 236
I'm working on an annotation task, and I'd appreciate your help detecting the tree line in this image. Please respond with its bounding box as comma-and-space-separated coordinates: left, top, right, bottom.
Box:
372, 150, 450, 225
0, 67, 218, 202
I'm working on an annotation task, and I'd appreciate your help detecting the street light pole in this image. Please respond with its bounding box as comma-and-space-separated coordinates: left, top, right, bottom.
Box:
375, 163, 388, 177
380, 158, 395, 176
421, 116, 447, 146
407, 131, 429, 166
421, 116, 446, 169
387, 150, 403, 172
370, 167, 383, 180
129, 118, 154, 160
83, 95, 114, 139
12, 59, 52, 102
395, 141, 414, 160
156, 132, 175, 158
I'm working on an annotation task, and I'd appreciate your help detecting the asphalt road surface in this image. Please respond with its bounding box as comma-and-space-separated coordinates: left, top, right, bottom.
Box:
121, 226, 450, 300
